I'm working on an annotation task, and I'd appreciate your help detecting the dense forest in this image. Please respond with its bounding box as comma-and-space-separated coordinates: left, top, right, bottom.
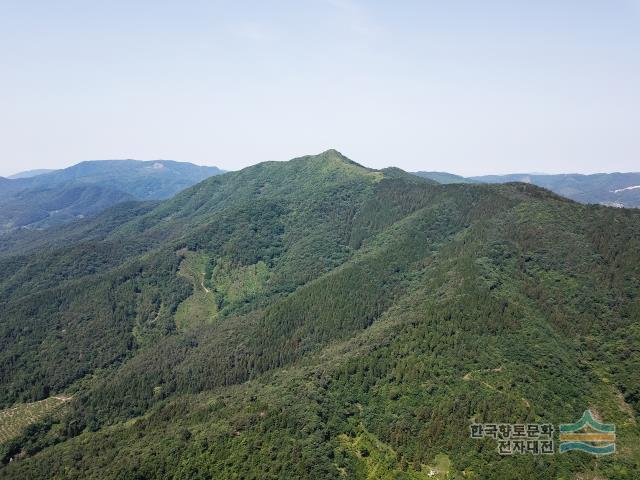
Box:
0, 150, 638, 479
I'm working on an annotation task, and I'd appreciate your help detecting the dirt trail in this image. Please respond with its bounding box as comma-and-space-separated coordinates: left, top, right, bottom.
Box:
200, 273, 210, 293
52, 395, 73, 402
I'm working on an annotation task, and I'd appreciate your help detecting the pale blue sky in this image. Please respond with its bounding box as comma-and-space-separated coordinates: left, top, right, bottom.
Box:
1, 0, 639, 176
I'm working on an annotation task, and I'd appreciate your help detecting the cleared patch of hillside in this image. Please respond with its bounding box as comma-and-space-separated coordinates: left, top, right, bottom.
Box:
174, 250, 218, 330
0, 397, 70, 445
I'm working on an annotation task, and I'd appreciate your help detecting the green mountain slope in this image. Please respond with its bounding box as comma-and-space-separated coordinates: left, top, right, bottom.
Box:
1, 151, 639, 479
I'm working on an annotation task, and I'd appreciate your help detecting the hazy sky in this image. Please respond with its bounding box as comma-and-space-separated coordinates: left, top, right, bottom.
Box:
1, 0, 639, 177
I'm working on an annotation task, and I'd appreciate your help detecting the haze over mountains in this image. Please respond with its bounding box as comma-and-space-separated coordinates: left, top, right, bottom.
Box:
6, 169, 56, 179
0, 150, 638, 479
0, 160, 223, 233
414, 171, 640, 208
1, 157, 637, 239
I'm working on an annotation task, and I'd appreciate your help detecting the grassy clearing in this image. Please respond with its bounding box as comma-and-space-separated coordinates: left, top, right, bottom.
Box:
175, 250, 217, 330
338, 428, 457, 479
212, 259, 270, 316
0, 396, 70, 444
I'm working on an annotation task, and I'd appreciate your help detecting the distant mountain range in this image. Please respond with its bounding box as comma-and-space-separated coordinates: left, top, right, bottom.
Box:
414, 171, 640, 208
7, 169, 56, 179
0, 160, 223, 233
413, 171, 476, 185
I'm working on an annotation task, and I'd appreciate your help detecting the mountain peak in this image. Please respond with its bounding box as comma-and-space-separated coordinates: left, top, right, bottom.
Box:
319, 148, 347, 159
305, 149, 371, 171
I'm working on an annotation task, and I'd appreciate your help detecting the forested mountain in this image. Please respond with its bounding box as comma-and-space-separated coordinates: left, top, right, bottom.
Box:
0, 150, 639, 479
0, 160, 223, 233
469, 172, 640, 208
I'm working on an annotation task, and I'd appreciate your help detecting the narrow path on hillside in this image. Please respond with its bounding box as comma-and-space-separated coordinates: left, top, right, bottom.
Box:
200, 273, 210, 293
